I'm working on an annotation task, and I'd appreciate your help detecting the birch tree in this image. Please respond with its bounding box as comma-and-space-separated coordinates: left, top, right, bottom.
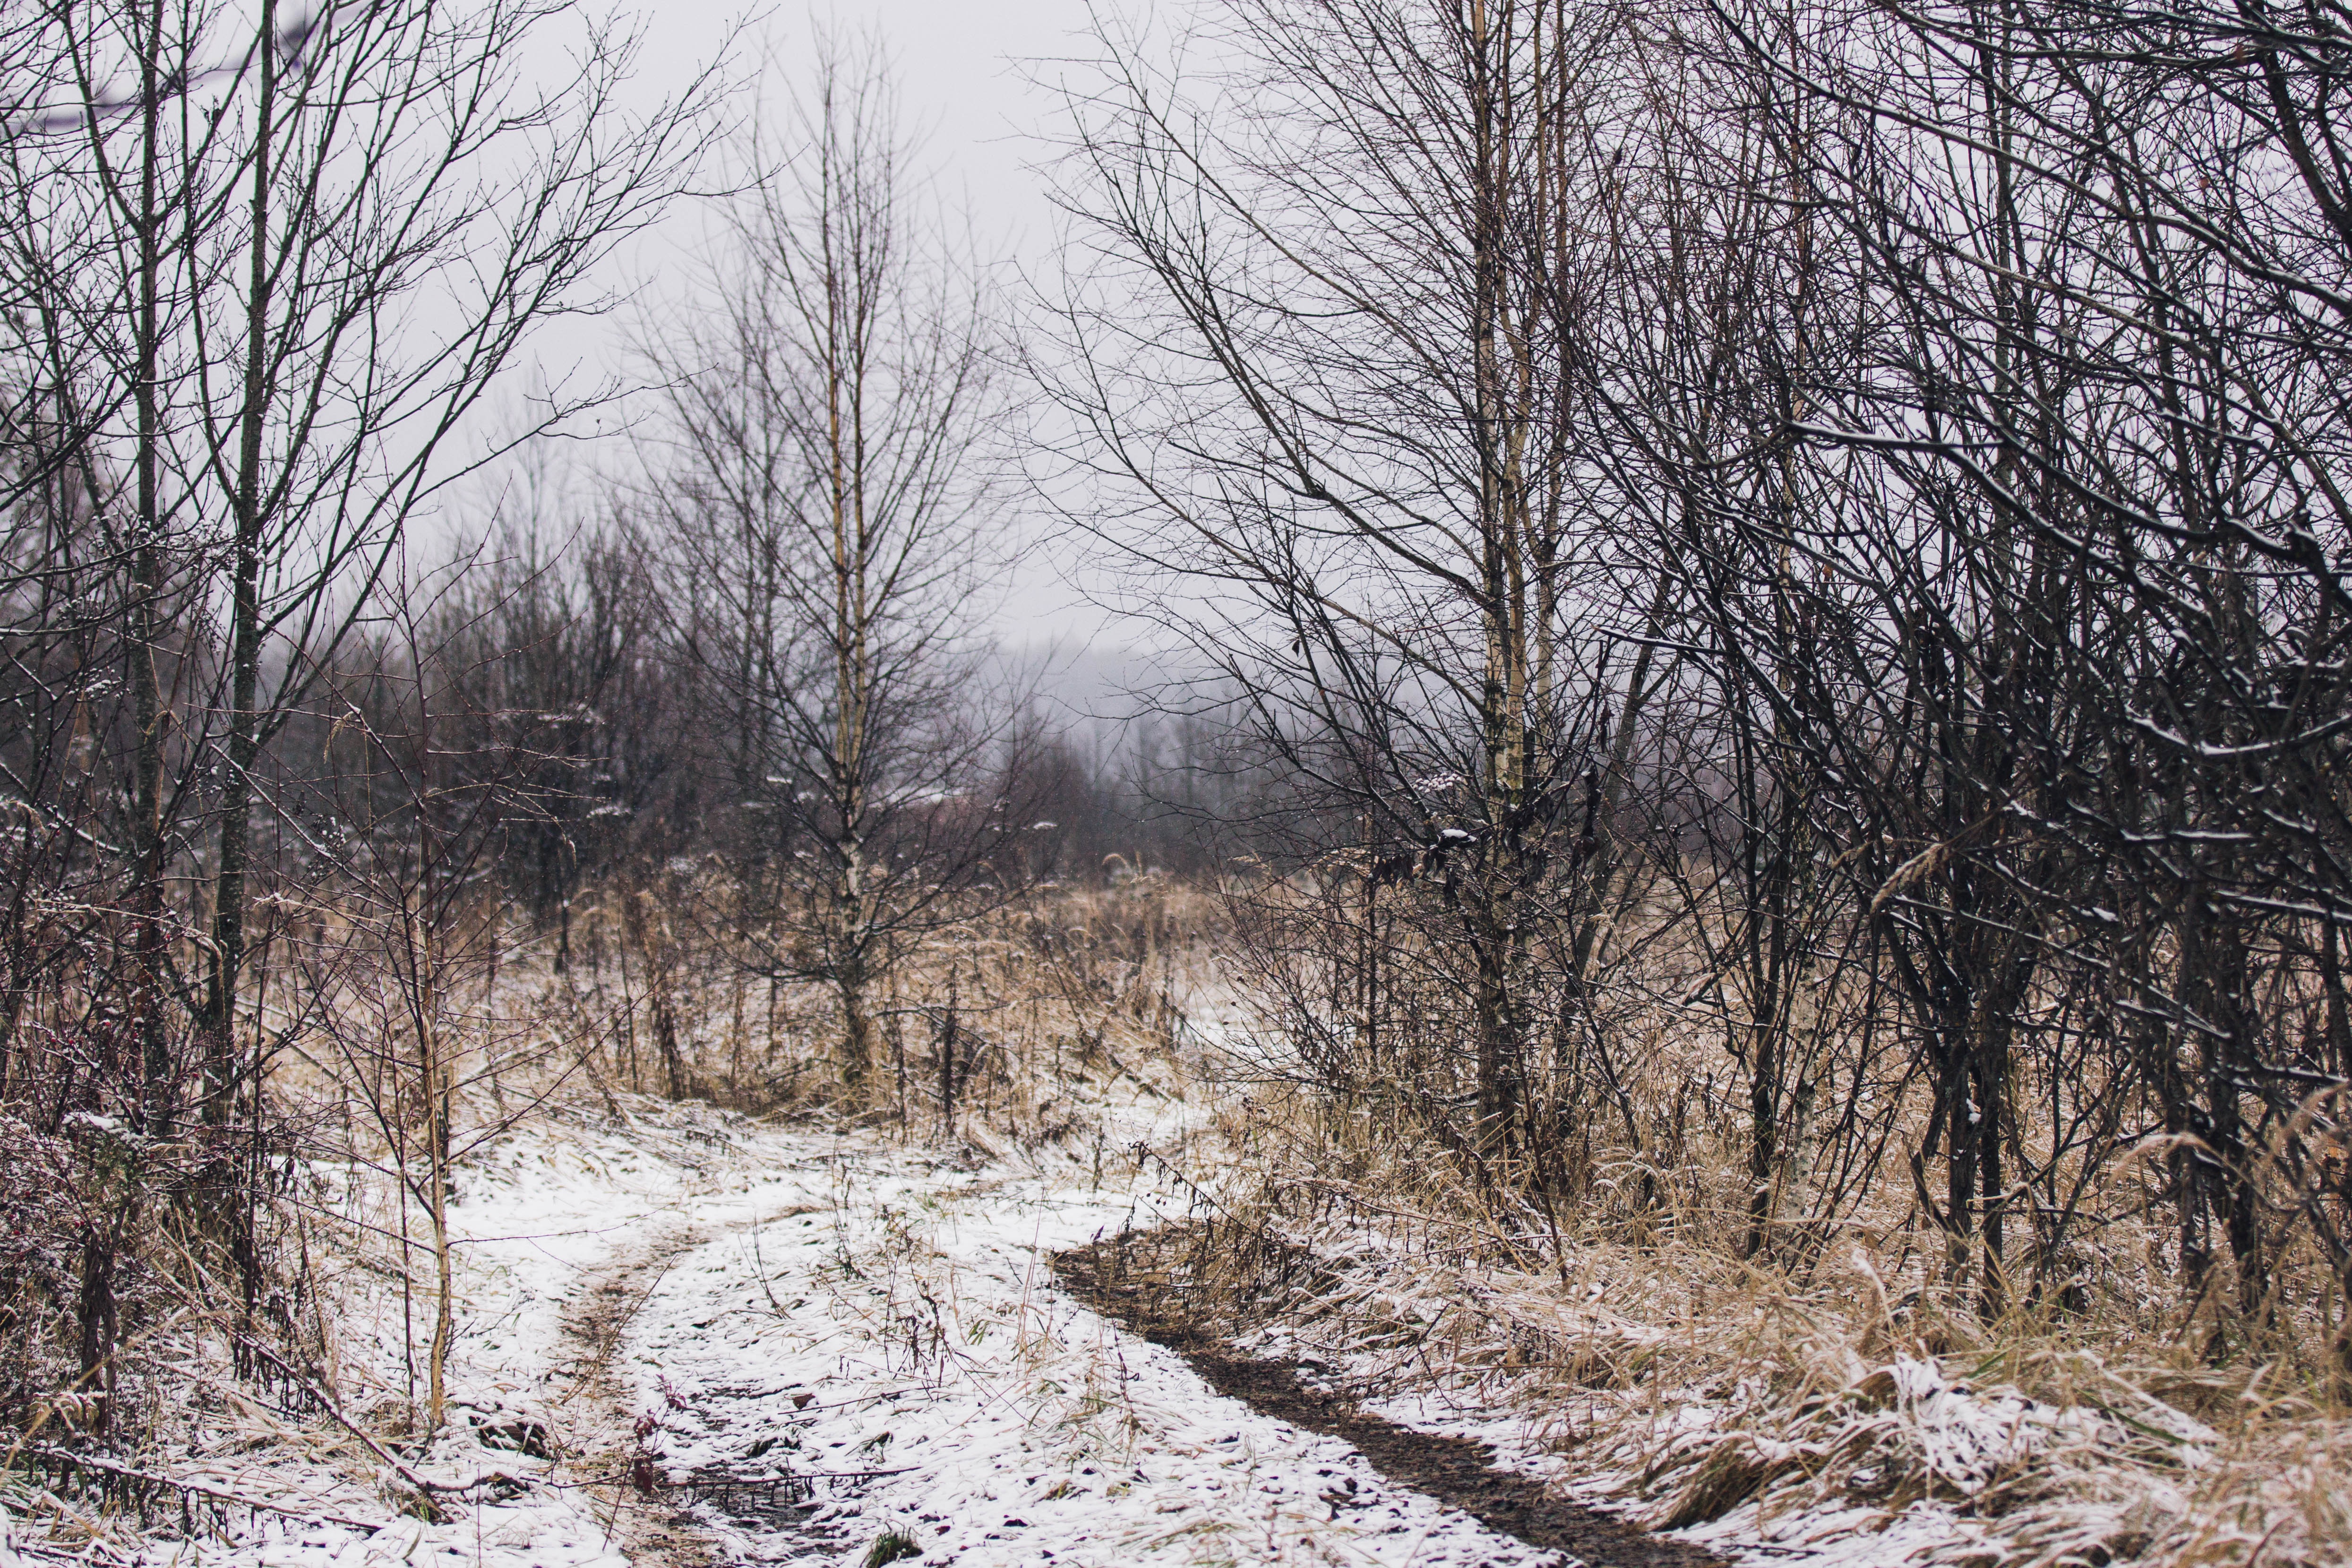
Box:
1044, 0, 1669, 1165
643, 31, 1016, 1098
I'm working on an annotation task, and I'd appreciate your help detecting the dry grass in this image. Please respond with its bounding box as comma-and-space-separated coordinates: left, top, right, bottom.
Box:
17, 868, 2350, 1568
1126, 1060, 2352, 1568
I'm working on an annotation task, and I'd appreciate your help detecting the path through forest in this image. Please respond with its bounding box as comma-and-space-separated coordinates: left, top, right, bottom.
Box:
448, 1108, 1692, 1568
129, 1102, 1722, 1568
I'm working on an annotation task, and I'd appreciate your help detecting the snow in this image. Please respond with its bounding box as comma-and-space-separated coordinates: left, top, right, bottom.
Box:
20, 1103, 1571, 1568
616, 1142, 1572, 1567
16, 1066, 2222, 1568
1203, 1215, 2247, 1568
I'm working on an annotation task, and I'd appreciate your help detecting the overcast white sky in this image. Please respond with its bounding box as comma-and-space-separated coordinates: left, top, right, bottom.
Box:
631, 0, 1094, 262
515, 0, 1126, 655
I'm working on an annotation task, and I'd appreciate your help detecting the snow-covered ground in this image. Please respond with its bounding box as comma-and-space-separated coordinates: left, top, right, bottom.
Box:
613, 1137, 1575, 1567
9, 1085, 2258, 1568
1212, 1222, 2266, 1568
6, 1101, 1583, 1568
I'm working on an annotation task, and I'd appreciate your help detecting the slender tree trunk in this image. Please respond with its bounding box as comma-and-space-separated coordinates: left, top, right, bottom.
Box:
1741, 1023, 1780, 1260
839, 947, 873, 1095
1466, 0, 1534, 1160
206, 0, 279, 1123
129, 0, 172, 1139
1945, 1010, 1979, 1289
937, 965, 958, 1135
653, 970, 687, 1099
77, 1218, 120, 1430
406, 901, 454, 1435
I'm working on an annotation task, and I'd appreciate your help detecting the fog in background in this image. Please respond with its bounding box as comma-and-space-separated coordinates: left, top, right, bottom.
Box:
499, 0, 1130, 684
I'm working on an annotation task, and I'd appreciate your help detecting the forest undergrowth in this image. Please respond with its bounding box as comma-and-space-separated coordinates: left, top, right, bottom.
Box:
14, 870, 2352, 1568
9, 873, 2352, 1568
0, 874, 1210, 1564
1115, 1097, 2352, 1568
1117, 977, 2352, 1568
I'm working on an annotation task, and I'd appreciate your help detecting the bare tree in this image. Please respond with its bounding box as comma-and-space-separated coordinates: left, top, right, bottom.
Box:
0, 0, 728, 1426
433, 499, 687, 955
1042, 0, 1678, 1174
182, 0, 729, 1128
1630, 0, 2352, 1326
640, 30, 1024, 1099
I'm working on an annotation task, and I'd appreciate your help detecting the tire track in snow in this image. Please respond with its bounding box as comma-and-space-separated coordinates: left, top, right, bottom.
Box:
553, 1225, 723, 1568
1054, 1240, 1724, 1568
610, 1139, 1694, 1567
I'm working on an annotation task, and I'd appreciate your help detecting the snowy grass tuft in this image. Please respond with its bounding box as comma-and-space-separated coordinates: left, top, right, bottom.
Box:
1137, 1088, 2352, 1568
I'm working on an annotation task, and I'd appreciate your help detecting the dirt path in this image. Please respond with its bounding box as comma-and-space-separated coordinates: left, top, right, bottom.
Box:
549, 1209, 861, 1567
551, 1226, 717, 1568
500, 1125, 1724, 1568
1053, 1237, 1725, 1568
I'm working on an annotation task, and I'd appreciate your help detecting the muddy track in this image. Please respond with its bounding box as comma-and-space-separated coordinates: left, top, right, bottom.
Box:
551, 1225, 717, 1568
551, 1213, 856, 1566
1053, 1239, 1725, 1568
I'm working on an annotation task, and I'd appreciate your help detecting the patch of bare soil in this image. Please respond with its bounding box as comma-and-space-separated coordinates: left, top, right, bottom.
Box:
551, 1228, 718, 1568
1054, 1234, 1724, 1568
553, 1221, 856, 1566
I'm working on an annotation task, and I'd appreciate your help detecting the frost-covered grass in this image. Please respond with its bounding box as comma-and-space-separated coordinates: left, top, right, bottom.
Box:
3, 1064, 1566, 1568
24, 871, 2346, 1568
0, 1092, 742, 1568
1147, 1109, 2352, 1568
